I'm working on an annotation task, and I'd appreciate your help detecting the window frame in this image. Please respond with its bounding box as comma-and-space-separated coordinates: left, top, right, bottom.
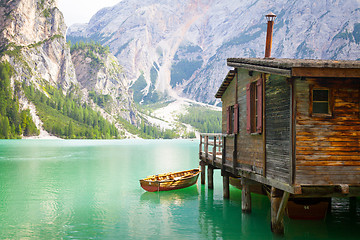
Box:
309, 85, 333, 117
226, 104, 239, 134
246, 77, 263, 134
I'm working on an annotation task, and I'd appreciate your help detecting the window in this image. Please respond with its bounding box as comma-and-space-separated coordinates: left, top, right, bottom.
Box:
313, 89, 329, 114
246, 78, 263, 134
226, 104, 239, 134
310, 87, 332, 116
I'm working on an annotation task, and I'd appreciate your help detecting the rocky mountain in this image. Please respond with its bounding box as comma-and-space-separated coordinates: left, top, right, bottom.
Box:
0, 0, 138, 138
70, 42, 137, 124
67, 0, 360, 105
1, 0, 77, 90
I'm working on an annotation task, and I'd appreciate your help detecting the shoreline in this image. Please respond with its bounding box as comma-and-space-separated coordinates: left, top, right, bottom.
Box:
22, 129, 61, 140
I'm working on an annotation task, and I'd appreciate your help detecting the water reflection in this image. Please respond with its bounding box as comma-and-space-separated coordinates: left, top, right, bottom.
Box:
197, 177, 276, 239
140, 185, 199, 205
1, 140, 360, 239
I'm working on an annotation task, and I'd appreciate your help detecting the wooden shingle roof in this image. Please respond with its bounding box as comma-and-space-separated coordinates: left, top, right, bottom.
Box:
215, 70, 236, 98
215, 58, 360, 98
228, 58, 360, 69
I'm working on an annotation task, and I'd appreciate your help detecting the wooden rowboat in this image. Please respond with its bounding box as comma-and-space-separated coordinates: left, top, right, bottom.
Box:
139, 169, 200, 192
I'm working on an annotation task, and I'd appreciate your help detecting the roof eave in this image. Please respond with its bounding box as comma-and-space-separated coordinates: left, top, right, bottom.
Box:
227, 61, 291, 77
215, 70, 236, 98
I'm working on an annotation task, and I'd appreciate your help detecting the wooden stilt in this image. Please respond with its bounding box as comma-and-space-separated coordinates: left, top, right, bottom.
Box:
270, 187, 283, 234
208, 165, 214, 189
270, 187, 289, 234
200, 161, 205, 185
241, 177, 251, 213
327, 198, 332, 213
222, 170, 230, 199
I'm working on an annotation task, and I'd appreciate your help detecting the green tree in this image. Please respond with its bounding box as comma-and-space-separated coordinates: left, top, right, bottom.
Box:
67, 121, 74, 138
0, 115, 10, 139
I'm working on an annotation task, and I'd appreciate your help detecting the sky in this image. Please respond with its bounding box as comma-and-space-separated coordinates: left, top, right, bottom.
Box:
58, 0, 121, 27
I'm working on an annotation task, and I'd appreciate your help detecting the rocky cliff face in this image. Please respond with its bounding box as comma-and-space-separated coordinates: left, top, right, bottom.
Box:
1, 0, 63, 45
67, 0, 360, 105
0, 0, 139, 136
70, 44, 137, 124
0, 0, 77, 90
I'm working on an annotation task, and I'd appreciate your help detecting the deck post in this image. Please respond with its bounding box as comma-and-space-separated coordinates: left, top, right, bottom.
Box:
208, 165, 214, 189
241, 177, 251, 213
199, 134, 203, 159
222, 170, 230, 199
200, 161, 206, 185
270, 187, 289, 234
222, 136, 226, 167
205, 136, 209, 162
213, 136, 217, 165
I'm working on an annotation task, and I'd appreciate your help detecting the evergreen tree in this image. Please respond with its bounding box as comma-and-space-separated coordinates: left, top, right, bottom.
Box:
0, 62, 39, 138
22, 82, 120, 139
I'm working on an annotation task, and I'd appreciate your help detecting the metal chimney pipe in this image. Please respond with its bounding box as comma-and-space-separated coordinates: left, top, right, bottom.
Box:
264, 12, 276, 58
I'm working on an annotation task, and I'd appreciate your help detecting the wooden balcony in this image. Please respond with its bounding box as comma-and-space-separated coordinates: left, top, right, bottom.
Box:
199, 133, 238, 174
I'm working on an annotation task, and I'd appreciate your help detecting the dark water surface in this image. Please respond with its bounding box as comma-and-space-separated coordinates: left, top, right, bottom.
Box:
0, 140, 359, 239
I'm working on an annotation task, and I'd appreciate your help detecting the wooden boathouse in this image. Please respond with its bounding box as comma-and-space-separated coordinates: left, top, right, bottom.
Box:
199, 13, 360, 234
199, 59, 360, 233
199, 57, 360, 233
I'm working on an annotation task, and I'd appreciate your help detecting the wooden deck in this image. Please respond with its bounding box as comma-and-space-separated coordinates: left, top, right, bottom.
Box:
199, 133, 241, 173
199, 133, 360, 196
199, 133, 224, 168
199, 133, 295, 193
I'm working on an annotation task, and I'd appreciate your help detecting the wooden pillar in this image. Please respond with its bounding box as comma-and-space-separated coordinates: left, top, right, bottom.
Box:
217, 136, 221, 153
200, 161, 206, 185
199, 135, 203, 159
208, 165, 214, 189
222, 136, 226, 166
327, 198, 332, 213
241, 177, 251, 213
222, 170, 230, 199
205, 136, 209, 162
270, 187, 290, 234
213, 136, 217, 165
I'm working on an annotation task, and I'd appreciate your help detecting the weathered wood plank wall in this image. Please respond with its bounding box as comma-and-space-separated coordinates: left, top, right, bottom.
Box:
221, 69, 264, 173
265, 74, 291, 184
222, 78, 236, 133
222, 79, 236, 167
295, 77, 360, 185
236, 70, 264, 172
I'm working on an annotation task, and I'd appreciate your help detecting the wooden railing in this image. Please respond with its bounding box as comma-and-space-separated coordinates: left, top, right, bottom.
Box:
199, 133, 225, 166
199, 133, 237, 172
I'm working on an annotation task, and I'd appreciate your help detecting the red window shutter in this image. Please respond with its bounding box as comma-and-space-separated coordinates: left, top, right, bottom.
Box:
256, 78, 263, 133
246, 83, 251, 133
226, 106, 230, 134
233, 104, 239, 133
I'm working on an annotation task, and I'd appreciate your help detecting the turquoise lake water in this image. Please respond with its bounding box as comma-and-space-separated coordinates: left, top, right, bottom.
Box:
0, 139, 359, 239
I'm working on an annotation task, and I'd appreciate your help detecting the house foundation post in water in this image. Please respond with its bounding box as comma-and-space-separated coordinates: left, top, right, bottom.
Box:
207, 165, 214, 189
199, 161, 206, 185
270, 187, 290, 234
222, 170, 230, 199
241, 178, 252, 213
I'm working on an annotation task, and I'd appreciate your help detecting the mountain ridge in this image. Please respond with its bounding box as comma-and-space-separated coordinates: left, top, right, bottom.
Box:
67, 0, 360, 104
0, 0, 139, 139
